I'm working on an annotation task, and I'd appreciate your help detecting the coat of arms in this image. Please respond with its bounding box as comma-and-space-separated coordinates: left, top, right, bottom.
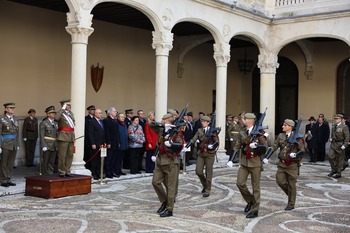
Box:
91, 63, 104, 92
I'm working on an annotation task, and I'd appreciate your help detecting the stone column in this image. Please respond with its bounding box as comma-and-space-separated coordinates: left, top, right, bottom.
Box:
213, 43, 231, 159
257, 51, 279, 143
66, 19, 94, 175
152, 30, 173, 121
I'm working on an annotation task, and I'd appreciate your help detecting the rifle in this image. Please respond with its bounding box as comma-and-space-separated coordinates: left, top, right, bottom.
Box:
249, 107, 268, 142
286, 115, 304, 170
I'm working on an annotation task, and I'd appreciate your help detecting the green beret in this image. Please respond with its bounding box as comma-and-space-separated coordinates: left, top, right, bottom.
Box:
284, 119, 295, 127
201, 115, 211, 122
244, 113, 256, 119
167, 109, 177, 115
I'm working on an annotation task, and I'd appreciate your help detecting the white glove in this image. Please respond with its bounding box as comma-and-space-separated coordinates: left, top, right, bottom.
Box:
17, 146, 20, 150
164, 141, 171, 147
329, 138, 332, 142
249, 142, 257, 149
151, 156, 156, 162
23, 138, 27, 142
208, 144, 214, 149
263, 132, 269, 137
196, 139, 200, 144
230, 138, 233, 141
341, 145, 346, 150
227, 161, 234, 168
263, 158, 269, 164
0, 148, 2, 154
42, 147, 48, 152
289, 152, 296, 158
62, 103, 67, 110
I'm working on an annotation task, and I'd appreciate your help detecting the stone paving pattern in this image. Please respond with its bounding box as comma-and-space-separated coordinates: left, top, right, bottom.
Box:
0, 160, 350, 233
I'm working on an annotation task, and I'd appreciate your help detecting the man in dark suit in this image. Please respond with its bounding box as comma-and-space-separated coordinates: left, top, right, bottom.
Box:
317, 115, 330, 161
305, 116, 319, 162
183, 113, 193, 165
123, 109, 133, 169
23, 108, 38, 167
84, 105, 95, 170
104, 107, 120, 178
88, 108, 106, 180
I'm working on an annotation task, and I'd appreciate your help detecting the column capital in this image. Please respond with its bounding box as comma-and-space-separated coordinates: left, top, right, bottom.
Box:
257, 51, 279, 74
66, 26, 94, 44
213, 43, 231, 67
152, 30, 173, 56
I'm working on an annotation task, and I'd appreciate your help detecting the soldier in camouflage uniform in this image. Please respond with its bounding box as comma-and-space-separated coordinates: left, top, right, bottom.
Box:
263, 119, 305, 211
39, 106, 58, 175
328, 114, 350, 178
0, 103, 19, 187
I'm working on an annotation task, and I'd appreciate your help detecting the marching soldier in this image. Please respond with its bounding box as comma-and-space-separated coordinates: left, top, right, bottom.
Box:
188, 115, 219, 197
263, 119, 305, 211
23, 108, 38, 167
39, 106, 58, 175
151, 113, 184, 217
0, 103, 19, 187
328, 114, 350, 178
228, 113, 268, 218
55, 99, 75, 178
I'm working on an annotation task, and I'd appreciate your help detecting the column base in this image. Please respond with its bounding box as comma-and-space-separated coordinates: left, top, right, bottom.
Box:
216, 149, 229, 164
70, 161, 91, 176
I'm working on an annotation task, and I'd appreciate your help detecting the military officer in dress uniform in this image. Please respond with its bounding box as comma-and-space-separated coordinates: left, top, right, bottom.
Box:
39, 106, 58, 175
227, 115, 242, 162
84, 105, 95, 170
151, 113, 184, 217
228, 113, 268, 218
328, 114, 350, 178
188, 115, 219, 197
23, 108, 38, 167
0, 102, 19, 187
263, 119, 305, 211
55, 99, 75, 177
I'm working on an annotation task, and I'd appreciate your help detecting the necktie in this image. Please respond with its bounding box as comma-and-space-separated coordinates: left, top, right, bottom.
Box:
99, 120, 104, 130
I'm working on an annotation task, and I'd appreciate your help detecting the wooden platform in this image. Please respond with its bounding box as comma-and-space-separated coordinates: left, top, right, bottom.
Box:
25, 174, 92, 199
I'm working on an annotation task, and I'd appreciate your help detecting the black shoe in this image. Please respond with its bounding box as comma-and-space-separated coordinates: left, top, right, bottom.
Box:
106, 174, 113, 178
201, 189, 206, 194
93, 176, 99, 180
120, 172, 126, 175
1, 183, 9, 187
185, 162, 191, 166
65, 174, 73, 177
59, 174, 65, 178
285, 206, 294, 211
157, 202, 167, 214
246, 212, 258, 218
333, 174, 341, 178
244, 202, 253, 213
160, 210, 173, 217
7, 182, 16, 186
327, 172, 335, 177
203, 191, 210, 197
31, 164, 36, 167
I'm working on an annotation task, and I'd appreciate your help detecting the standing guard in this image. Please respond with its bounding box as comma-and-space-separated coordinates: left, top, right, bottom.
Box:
39, 106, 58, 175
151, 113, 184, 217
0, 103, 19, 187
328, 114, 350, 178
23, 108, 38, 167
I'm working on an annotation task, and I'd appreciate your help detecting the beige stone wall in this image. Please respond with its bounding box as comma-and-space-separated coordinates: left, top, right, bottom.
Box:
0, 1, 348, 122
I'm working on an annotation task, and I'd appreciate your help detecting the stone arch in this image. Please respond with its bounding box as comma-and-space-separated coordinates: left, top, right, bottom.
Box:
273, 33, 350, 54
295, 40, 314, 80
232, 31, 266, 51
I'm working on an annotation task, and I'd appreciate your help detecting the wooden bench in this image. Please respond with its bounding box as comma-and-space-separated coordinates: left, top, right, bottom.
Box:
25, 174, 92, 199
